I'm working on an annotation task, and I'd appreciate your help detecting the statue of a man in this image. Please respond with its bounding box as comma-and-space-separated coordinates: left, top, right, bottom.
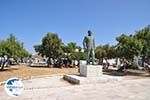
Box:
83, 30, 95, 65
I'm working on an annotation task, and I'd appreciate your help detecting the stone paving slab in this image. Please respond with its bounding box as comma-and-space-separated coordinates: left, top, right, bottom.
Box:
63, 74, 122, 84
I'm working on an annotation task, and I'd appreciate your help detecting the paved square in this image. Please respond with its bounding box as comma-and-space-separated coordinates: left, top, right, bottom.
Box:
0, 75, 150, 100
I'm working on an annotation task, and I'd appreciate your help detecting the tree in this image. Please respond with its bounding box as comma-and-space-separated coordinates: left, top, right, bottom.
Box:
6, 34, 29, 59
62, 42, 77, 55
0, 34, 29, 58
95, 44, 115, 64
116, 34, 143, 61
74, 46, 86, 60
0, 34, 29, 70
62, 42, 83, 59
134, 25, 150, 60
0, 40, 8, 56
107, 45, 117, 59
34, 32, 63, 66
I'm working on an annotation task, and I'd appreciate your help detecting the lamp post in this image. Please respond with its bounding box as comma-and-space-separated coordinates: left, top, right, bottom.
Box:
64, 52, 70, 68
75, 48, 84, 67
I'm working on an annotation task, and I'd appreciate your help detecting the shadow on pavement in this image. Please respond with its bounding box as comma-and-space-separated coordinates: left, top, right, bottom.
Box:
0, 67, 19, 72
103, 69, 150, 78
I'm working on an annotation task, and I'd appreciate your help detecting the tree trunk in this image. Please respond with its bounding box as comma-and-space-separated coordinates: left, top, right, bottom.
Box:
105, 58, 109, 69
1, 65, 4, 71
47, 57, 52, 68
0, 59, 1, 70
0, 57, 5, 71
47, 57, 50, 67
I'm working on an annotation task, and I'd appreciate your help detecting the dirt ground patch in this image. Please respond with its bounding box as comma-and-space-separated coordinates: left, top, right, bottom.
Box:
0, 65, 78, 82
0, 65, 149, 82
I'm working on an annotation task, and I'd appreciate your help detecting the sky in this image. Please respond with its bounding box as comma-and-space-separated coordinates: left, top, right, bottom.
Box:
0, 0, 150, 54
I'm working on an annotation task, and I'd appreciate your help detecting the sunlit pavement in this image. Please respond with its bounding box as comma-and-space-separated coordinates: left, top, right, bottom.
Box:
0, 75, 150, 100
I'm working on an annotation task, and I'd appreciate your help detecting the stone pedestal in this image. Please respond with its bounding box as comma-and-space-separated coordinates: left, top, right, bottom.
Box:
80, 65, 102, 77
63, 64, 121, 84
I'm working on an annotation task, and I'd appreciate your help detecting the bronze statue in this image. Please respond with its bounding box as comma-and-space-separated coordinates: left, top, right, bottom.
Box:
83, 30, 95, 65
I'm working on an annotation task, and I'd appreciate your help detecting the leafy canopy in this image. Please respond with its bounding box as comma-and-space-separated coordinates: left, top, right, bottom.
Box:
0, 33, 29, 59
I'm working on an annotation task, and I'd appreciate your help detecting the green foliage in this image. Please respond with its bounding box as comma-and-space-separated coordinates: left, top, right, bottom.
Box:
74, 46, 86, 60
95, 45, 107, 59
95, 44, 116, 60
95, 25, 150, 67
115, 25, 150, 62
62, 42, 86, 60
116, 34, 143, 60
0, 34, 29, 59
34, 32, 63, 61
114, 25, 150, 70
134, 25, 150, 57
62, 42, 77, 56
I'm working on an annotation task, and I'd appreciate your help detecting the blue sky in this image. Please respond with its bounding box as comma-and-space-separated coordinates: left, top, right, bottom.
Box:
0, 0, 150, 54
